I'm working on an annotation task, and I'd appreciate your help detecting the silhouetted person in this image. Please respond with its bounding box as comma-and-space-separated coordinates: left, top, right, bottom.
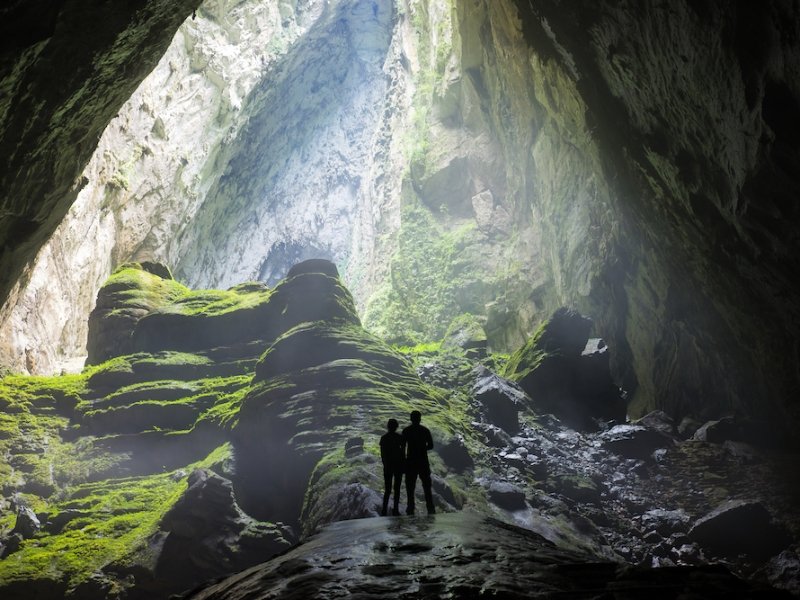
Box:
379, 418, 404, 516
402, 410, 435, 515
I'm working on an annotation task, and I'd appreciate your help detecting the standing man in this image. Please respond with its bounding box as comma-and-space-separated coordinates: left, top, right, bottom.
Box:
379, 418, 404, 516
402, 410, 435, 515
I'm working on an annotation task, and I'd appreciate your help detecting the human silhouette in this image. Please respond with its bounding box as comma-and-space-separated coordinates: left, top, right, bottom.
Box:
402, 410, 435, 515
379, 418, 404, 516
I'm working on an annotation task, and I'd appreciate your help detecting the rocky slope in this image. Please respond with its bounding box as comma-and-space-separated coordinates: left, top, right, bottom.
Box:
1, 259, 798, 598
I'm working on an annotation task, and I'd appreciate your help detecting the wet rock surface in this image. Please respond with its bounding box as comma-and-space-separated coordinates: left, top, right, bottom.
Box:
184, 513, 791, 600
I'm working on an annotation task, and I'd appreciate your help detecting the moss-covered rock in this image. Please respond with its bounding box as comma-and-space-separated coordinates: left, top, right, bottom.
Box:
504, 308, 626, 428
86, 263, 189, 364
441, 313, 488, 356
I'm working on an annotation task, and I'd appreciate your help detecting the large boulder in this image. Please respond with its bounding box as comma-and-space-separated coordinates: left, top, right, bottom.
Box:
441, 314, 488, 357
472, 367, 528, 434
503, 308, 626, 428
688, 500, 792, 560
154, 469, 293, 595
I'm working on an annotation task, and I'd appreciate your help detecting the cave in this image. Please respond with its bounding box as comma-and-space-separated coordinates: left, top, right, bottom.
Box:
1, 0, 799, 598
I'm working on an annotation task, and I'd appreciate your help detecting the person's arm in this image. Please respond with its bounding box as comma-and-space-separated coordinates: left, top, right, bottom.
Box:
426, 428, 433, 450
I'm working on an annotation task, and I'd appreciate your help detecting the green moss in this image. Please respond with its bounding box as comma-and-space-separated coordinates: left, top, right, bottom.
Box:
501, 320, 549, 382
0, 445, 232, 589
102, 267, 188, 313
363, 198, 491, 344
162, 285, 271, 318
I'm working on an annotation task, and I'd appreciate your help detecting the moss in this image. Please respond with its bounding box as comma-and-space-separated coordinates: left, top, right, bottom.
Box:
363, 198, 493, 344
0, 445, 232, 589
501, 320, 550, 382
101, 266, 188, 313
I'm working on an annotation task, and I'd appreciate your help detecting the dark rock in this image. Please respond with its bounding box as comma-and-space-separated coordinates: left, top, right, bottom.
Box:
678, 416, 702, 439
286, 258, 340, 278
550, 474, 602, 505
155, 468, 292, 594
304, 482, 383, 534
488, 481, 527, 510
12, 506, 40, 539
473, 422, 513, 448
635, 410, 676, 437
689, 499, 792, 559
759, 549, 800, 596
692, 417, 739, 444
437, 435, 474, 473
673, 543, 703, 565
0, 533, 22, 558
503, 309, 626, 428
139, 261, 173, 280
431, 475, 460, 509
473, 367, 526, 434
344, 437, 364, 458
598, 424, 674, 459
182, 513, 792, 600
640, 508, 691, 537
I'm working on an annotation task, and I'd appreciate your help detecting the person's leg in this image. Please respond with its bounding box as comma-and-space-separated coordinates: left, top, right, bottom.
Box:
420, 467, 434, 514
392, 467, 402, 515
405, 467, 418, 515
382, 467, 391, 516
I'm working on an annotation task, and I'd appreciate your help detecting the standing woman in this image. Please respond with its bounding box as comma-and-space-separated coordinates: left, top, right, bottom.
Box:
379, 418, 404, 516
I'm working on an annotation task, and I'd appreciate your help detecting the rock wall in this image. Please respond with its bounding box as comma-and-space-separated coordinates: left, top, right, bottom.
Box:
0, 0, 202, 368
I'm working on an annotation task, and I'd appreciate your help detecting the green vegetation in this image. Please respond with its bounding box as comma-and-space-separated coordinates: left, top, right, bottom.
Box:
0, 445, 232, 589
363, 198, 490, 344
501, 320, 549, 382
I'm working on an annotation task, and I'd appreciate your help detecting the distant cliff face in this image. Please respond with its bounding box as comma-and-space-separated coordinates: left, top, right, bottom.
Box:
1, 0, 799, 430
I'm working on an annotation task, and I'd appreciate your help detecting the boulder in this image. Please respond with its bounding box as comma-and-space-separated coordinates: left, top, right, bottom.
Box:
473, 367, 527, 434
640, 508, 691, 537
441, 314, 488, 357
437, 435, 474, 473
344, 437, 364, 458
692, 417, 739, 444
599, 424, 674, 459
503, 308, 626, 429
487, 481, 527, 511
634, 410, 676, 437
155, 469, 292, 592
760, 549, 800, 596
688, 499, 791, 559
12, 506, 40, 539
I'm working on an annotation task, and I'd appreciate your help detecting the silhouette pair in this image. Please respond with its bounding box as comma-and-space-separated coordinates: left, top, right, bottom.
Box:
379, 410, 435, 516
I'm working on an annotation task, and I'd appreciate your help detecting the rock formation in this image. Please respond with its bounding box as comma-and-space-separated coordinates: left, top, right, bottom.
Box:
0, 260, 798, 598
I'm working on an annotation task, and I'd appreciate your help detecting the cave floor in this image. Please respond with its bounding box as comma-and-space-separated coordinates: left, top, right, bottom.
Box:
184, 512, 791, 599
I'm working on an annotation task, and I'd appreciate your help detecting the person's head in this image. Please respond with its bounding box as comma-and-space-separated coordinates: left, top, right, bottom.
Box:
410, 410, 422, 424
387, 418, 399, 432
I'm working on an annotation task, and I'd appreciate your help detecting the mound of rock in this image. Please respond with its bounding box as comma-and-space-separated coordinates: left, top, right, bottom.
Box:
503, 308, 626, 428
